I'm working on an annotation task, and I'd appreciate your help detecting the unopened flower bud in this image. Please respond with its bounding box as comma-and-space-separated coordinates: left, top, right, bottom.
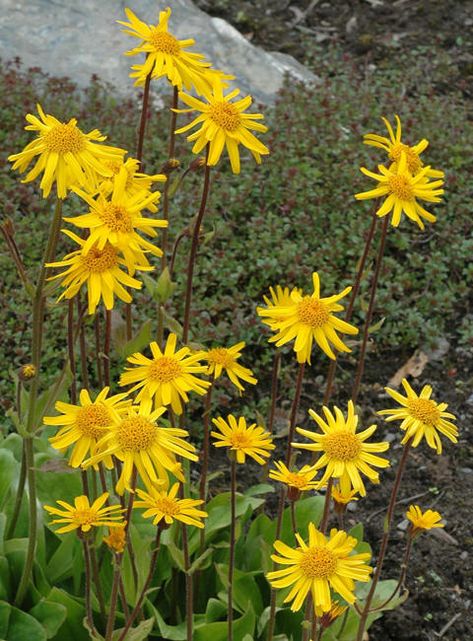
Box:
160, 158, 180, 175
19, 363, 37, 381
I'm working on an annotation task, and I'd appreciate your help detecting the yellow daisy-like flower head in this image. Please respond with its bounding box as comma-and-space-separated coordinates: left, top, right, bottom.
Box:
317, 600, 349, 628
65, 166, 167, 269
294, 401, 390, 497
332, 483, 359, 506
267, 524, 372, 613
211, 414, 275, 465
204, 341, 257, 394
82, 400, 198, 495
355, 151, 444, 229
134, 482, 208, 529
47, 231, 152, 315
45, 387, 131, 468
406, 505, 444, 535
118, 7, 215, 94
119, 333, 210, 414
257, 272, 358, 364
98, 157, 166, 207
363, 115, 444, 178
269, 461, 320, 493
8, 104, 125, 199
175, 83, 269, 174
44, 493, 125, 534
103, 523, 127, 553
378, 378, 458, 454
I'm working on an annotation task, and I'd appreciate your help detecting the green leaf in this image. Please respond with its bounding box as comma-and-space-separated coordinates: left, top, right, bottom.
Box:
154, 267, 176, 303
30, 366, 72, 429
0, 600, 10, 637
188, 547, 213, 575
46, 587, 90, 641
36, 458, 82, 508
0, 556, 11, 601
153, 606, 187, 640
29, 600, 67, 639
46, 534, 80, 583
193, 605, 256, 641
111, 617, 154, 641
205, 492, 264, 541
205, 598, 227, 623
279, 496, 325, 544
117, 320, 153, 359
243, 484, 274, 497
0, 450, 17, 510
161, 309, 183, 338
0, 601, 47, 641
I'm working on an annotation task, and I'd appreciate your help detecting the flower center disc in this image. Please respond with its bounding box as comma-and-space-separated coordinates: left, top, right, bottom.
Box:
389, 143, 422, 174
72, 508, 95, 526
297, 297, 330, 328
324, 431, 361, 461
117, 416, 157, 451
76, 403, 112, 438
209, 102, 241, 131
287, 472, 308, 488
231, 431, 252, 449
207, 348, 233, 367
149, 30, 181, 55
155, 496, 180, 516
43, 123, 85, 154
100, 203, 133, 233
388, 174, 414, 201
407, 398, 441, 425
81, 244, 118, 272
300, 547, 337, 579
148, 356, 183, 382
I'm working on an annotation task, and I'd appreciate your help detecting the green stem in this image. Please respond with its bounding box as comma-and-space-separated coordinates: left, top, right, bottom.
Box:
7, 441, 27, 539
82, 535, 98, 636
14, 197, 63, 607
228, 459, 237, 641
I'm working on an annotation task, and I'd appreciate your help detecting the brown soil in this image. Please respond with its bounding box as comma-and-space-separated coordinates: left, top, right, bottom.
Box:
196, 1, 473, 639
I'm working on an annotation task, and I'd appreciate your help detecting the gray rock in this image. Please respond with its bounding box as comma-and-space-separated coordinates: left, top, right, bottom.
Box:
0, 0, 319, 103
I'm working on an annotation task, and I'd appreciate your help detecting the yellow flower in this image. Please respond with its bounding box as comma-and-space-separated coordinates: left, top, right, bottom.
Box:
294, 401, 390, 497
64, 166, 167, 268
175, 83, 269, 173
47, 231, 152, 314
355, 151, 444, 229
103, 523, 127, 553
97, 157, 166, 207
363, 115, 443, 178
257, 272, 358, 364
211, 414, 275, 465
204, 341, 257, 394
267, 524, 372, 613
317, 600, 348, 628
45, 387, 131, 468
378, 378, 458, 454
406, 505, 444, 533
134, 482, 207, 529
82, 401, 198, 495
8, 104, 125, 199
269, 461, 319, 492
259, 285, 303, 333
332, 483, 359, 506
19, 364, 37, 381
119, 333, 210, 414
118, 7, 216, 94
44, 493, 124, 534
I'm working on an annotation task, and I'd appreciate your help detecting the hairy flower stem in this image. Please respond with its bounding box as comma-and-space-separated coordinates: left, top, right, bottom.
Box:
104, 309, 111, 387
6, 442, 27, 539
118, 527, 163, 641
355, 440, 412, 641
78, 297, 89, 388
81, 535, 98, 635
323, 208, 378, 404
182, 149, 211, 344
106, 469, 137, 640
351, 214, 389, 403
197, 385, 213, 561
67, 300, 77, 403
290, 500, 297, 535
14, 197, 63, 607
370, 534, 412, 612
228, 459, 237, 641
267, 361, 306, 641
94, 314, 104, 388
161, 86, 179, 270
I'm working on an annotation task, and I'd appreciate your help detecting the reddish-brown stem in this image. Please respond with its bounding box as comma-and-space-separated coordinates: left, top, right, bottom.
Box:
370, 533, 412, 612
182, 520, 193, 641
355, 440, 412, 641
136, 71, 152, 165
320, 478, 333, 534
323, 208, 378, 405
104, 309, 111, 387
77, 297, 89, 389
161, 86, 179, 270
285, 362, 306, 466
351, 214, 389, 403
182, 149, 211, 344
94, 314, 104, 388
267, 361, 305, 641
117, 527, 162, 641
67, 300, 77, 403
199, 385, 213, 504
268, 351, 281, 435
290, 500, 297, 535
228, 459, 237, 641
81, 536, 98, 636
